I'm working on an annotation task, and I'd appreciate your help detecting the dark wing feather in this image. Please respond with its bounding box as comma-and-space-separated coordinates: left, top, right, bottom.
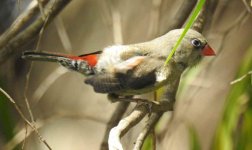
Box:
85, 56, 164, 94
85, 74, 125, 93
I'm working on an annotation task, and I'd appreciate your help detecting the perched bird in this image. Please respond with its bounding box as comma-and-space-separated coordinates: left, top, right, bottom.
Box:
22, 29, 215, 100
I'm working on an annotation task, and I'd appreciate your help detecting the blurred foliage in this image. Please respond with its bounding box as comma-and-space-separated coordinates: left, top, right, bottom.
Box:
212, 45, 252, 150
142, 133, 154, 150
189, 126, 201, 150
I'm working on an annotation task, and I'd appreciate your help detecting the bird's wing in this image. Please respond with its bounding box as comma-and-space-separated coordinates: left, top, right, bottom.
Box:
85, 56, 164, 93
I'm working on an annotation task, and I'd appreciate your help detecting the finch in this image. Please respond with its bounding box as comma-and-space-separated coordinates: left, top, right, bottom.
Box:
22, 29, 215, 97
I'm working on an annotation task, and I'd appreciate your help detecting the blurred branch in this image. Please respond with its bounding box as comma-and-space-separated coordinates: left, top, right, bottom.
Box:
163, 0, 197, 34
133, 112, 162, 150
192, 0, 218, 32
21, 123, 28, 149
103, 0, 123, 44
54, 16, 73, 51
0, 0, 71, 64
37, 0, 46, 19
100, 102, 130, 150
31, 66, 68, 106
108, 104, 148, 150
242, 0, 252, 13
148, 0, 162, 38
111, 7, 123, 44
0, 0, 49, 53
4, 120, 44, 150
216, 10, 249, 52
0, 88, 52, 150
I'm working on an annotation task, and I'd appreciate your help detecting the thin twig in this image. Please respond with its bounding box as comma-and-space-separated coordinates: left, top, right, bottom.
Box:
108, 104, 148, 150
23, 3, 54, 122
21, 123, 28, 150
37, 0, 46, 20
133, 112, 162, 150
0, 0, 49, 51
230, 71, 252, 85
24, 72, 35, 122
5, 111, 107, 150
100, 102, 130, 150
0, 88, 52, 150
4, 120, 44, 150
0, 0, 71, 64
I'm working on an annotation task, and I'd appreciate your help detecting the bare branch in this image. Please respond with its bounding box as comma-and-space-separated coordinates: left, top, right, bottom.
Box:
100, 102, 130, 150
133, 112, 162, 150
4, 120, 44, 150
230, 70, 252, 85
192, 0, 218, 32
0, 0, 49, 52
108, 104, 148, 150
0, 0, 71, 64
21, 123, 28, 150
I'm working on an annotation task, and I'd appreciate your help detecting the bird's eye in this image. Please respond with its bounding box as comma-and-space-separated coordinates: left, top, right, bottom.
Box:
191, 39, 202, 48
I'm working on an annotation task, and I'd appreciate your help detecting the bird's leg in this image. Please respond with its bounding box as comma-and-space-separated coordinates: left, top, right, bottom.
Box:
108, 94, 155, 115
107, 93, 160, 105
107, 93, 172, 112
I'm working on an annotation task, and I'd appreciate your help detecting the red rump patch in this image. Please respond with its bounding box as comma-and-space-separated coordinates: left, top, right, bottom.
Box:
67, 55, 98, 67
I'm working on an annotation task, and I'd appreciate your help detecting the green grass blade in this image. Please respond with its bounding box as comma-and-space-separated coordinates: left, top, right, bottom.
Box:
164, 0, 206, 65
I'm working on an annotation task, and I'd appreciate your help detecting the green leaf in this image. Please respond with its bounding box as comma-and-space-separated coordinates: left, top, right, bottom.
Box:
164, 0, 206, 65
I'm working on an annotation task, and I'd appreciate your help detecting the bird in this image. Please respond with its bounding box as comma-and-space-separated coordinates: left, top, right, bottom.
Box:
22, 29, 215, 101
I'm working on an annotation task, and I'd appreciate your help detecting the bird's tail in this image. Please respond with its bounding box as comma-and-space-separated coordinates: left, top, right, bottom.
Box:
22, 51, 102, 75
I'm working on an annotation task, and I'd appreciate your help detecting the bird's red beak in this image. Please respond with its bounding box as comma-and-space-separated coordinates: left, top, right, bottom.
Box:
202, 44, 216, 56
